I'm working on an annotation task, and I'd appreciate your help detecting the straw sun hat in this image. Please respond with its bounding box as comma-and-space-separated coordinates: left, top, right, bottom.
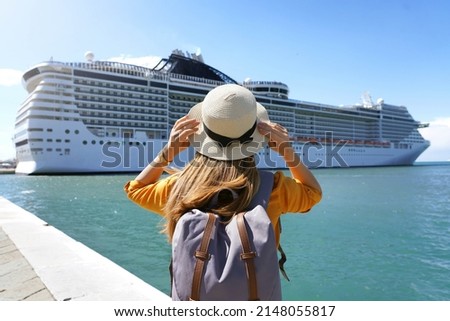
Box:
188, 84, 270, 160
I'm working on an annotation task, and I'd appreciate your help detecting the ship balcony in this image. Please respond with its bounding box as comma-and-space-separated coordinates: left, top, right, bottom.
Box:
35, 84, 75, 96
21, 100, 77, 112
39, 77, 74, 87
25, 92, 76, 104
17, 108, 78, 123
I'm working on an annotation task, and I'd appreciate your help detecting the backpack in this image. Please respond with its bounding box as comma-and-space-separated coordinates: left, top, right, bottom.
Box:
170, 170, 282, 301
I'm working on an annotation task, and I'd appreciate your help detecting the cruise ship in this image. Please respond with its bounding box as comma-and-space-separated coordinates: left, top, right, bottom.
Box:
14, 50, 430, 174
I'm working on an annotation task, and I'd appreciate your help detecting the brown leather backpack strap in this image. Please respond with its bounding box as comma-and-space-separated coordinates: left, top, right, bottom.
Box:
190, 213, 216, 301
236, 212, 259, 301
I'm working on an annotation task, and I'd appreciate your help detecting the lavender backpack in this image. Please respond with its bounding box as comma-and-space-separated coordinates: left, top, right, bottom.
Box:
171, 170, 282, 301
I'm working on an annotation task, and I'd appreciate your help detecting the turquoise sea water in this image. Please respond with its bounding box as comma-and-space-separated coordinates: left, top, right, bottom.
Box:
1, 163, 449, 300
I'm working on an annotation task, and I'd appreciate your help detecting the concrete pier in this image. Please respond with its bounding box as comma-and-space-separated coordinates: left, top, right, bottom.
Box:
0, 227, 54, 300
0, 196, 170, 301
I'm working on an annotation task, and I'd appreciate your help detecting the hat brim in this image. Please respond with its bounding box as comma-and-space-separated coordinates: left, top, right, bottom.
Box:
188, 102, 270, 160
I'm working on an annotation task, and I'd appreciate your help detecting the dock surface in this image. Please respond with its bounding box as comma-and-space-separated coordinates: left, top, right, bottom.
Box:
0, 196, 170, 301
0, 227, 54, 300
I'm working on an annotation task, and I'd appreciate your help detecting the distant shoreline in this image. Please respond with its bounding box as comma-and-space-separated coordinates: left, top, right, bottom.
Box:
0, 168, 15, 174
414, 161, 450, 166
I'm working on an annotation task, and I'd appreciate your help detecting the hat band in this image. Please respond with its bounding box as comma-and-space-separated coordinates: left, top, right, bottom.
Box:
203, 121, 257, 147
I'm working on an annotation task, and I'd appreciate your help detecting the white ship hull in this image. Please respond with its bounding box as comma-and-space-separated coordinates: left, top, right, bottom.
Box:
14, 119, 429, 174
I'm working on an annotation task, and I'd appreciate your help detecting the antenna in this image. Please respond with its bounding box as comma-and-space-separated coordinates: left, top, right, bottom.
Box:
361, 91, 374, 108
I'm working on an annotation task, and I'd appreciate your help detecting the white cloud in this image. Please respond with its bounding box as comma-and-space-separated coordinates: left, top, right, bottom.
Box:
0, 68, 22, 86
106, 55, 161, 69
418, 117, 450, 161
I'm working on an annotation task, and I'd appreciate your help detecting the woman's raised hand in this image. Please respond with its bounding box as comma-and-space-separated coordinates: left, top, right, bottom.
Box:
257, 121, 292, 157
166, 115, 200, 161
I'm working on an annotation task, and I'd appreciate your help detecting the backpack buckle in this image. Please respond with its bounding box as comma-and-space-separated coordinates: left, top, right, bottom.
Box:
195, 250, 210, 261
240, 251, 257, 260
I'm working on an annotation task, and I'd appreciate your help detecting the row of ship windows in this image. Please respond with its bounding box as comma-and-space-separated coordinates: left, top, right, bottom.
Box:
74, 79, 166, 94
297, 133, 381, 140
269, 111, 296, 119
28, 92, 73, 106
25, 97, 74, 106
296, 125, 379, 131
81, 113, 167, 126
78, 112, 183, 121
382, 128, 416, 134
296, 130, 379, 136
75, 92, 201, 105
27, 136, 170, 147
77, 103, 166, 114
17, 116, 82, 126
76, 94, 167, 105
75, 86, 166, 98
297, 125, 412, 133
295, 118, 378, 125
23, 116, 166, 129
298, 117, 378, 125
170, 94, 203, 102
29, 138, 71, 143
252, 87, 288, 95
34, 89, 73, 99
323, 110, 382, 119
170, 101, 198, 109
294, 123, 378, 130
76, 95, 167, 104
74, 97, 201, 109
23, 148, 70, 154
81, 140, 155, 146
78, 109, 166, 119
80, 115, 166, 123
28, 128, 80, 135
82, 119, 166, 128
42, 74, 72, 82
170, 107, 192, 114
77, 104, 167, 114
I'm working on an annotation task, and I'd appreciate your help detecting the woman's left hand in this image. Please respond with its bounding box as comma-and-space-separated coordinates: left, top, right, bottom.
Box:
257, 121, 292, 157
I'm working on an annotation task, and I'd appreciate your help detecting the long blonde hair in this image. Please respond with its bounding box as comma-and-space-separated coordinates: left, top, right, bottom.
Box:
162, 153, 260, 242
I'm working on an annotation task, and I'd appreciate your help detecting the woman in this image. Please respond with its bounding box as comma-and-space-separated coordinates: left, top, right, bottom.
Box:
124, 84, 322, 299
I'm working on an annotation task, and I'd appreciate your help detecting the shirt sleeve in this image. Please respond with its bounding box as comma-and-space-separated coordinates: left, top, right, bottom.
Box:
267, 171, 322, 216
123, 175, 176, 216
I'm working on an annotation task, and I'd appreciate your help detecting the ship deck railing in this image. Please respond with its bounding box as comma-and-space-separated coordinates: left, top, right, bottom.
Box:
169, 73, 226, 87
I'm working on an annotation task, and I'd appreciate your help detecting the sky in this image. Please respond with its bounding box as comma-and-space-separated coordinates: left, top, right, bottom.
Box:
0, 0, 449, 161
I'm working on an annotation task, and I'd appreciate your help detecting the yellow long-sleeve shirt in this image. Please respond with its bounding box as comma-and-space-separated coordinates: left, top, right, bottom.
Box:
124, 171, 322, 245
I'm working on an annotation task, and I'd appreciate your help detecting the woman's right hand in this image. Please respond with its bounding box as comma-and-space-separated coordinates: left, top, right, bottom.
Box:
165, 115, 200, 161
134, 115, 199, 184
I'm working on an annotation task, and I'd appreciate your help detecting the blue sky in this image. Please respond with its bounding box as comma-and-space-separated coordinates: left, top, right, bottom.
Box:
1, 0, 449, 161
